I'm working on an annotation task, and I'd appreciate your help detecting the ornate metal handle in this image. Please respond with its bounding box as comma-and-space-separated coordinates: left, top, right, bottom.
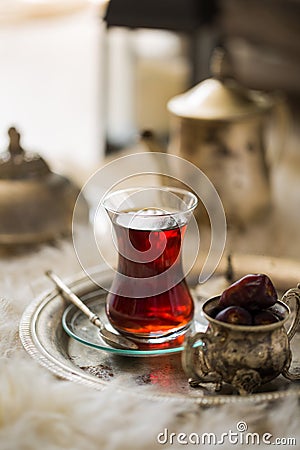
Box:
182, 332, 222, 389
281, 284, 300, 341
280, 284, 300, 381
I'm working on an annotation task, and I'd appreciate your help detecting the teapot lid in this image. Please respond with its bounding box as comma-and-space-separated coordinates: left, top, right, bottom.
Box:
0, 127, 50, 179
167, 79, 274, 120
168, 49, 273, 120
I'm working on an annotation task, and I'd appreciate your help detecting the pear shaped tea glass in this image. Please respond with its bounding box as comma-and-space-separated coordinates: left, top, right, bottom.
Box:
102, 186, 198, 348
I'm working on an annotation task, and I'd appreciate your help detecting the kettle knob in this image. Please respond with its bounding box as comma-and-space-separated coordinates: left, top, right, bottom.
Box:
210, 47, 234, 81
8, 127, 24, 156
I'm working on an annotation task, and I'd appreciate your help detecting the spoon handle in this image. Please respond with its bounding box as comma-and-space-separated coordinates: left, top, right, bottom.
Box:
46, 270, 103, 328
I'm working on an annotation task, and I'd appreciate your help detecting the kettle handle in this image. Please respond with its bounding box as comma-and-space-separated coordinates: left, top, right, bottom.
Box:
280, 284, 300, 342
281, 284, 300, 381
266, 95, 290, 167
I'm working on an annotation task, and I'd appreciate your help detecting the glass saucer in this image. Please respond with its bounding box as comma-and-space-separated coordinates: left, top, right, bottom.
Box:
62, 288, 207, 357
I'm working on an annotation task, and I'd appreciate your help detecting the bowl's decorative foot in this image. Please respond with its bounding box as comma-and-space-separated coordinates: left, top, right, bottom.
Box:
188, 372, 223, 392
232, 369, 262, 395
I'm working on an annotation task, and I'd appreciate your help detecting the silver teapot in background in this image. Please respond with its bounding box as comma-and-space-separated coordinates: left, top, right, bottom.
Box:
0, 127, 88, 248
144, 50, 288, 228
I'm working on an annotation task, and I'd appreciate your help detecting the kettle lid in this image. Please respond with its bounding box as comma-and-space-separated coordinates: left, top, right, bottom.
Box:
167, 78, 273, 120
168, 49, 273, 120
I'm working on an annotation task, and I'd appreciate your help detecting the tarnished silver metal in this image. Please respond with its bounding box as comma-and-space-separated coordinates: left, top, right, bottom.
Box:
0, 127, 87, 246
182, 287, 300, 395
19, 267, 300, 404
281, 284, 300, 381
141, 50, 288, 228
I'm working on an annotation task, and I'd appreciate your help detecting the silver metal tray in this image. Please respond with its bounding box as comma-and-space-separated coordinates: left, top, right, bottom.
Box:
19, 266, 300, 405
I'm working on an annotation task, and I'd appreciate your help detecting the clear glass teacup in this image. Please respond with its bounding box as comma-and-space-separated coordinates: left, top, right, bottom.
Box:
102, 186, 198, 348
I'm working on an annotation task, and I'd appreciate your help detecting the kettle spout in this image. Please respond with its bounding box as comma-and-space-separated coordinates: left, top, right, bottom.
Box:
140, 129, 166, 154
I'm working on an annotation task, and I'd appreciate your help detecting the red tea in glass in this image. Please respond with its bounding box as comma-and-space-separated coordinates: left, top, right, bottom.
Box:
102, 187, 198, 347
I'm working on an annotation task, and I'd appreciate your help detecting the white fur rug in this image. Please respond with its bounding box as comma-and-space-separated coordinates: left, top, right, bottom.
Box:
0, 232, 299, 450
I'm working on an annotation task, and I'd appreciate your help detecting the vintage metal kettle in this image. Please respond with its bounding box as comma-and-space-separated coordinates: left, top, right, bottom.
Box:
162, 50, 287, 227
0, 127, 87, 246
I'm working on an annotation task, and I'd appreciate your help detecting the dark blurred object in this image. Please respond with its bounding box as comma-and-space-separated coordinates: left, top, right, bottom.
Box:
220, 0, 300, 94
0, 127, 86, 247
104, 0, 218, 86
103, 0, 219, 154
103, 0, 300, 155
104, 0, 217, 31
105, 0, 300, 94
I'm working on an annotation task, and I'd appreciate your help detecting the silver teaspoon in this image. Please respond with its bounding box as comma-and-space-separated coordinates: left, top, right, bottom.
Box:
45, 270, 138, 351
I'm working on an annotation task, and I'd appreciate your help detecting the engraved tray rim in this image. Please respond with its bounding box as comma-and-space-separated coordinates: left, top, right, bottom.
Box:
19, 264, 300, 406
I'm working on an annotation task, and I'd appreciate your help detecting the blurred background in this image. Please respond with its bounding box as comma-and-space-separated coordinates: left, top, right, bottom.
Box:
0, 0, 106, 179
0, 0, 300, 258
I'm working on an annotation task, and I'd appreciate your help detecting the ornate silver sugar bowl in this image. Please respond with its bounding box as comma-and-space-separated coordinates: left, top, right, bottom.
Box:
182, 285, 300, 395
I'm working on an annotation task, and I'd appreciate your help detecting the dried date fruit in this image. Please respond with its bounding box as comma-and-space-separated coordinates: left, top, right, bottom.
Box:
215, 306, 252, 325
219, 274, 277, 311
253, 310, 280, 325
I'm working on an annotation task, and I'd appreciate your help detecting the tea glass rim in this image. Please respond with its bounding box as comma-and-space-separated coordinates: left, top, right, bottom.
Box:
202, 295, 290, 332
101, 186, 198, 217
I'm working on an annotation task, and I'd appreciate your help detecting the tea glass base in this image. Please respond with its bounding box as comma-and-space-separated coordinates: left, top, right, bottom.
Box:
118, 323, 192, 350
